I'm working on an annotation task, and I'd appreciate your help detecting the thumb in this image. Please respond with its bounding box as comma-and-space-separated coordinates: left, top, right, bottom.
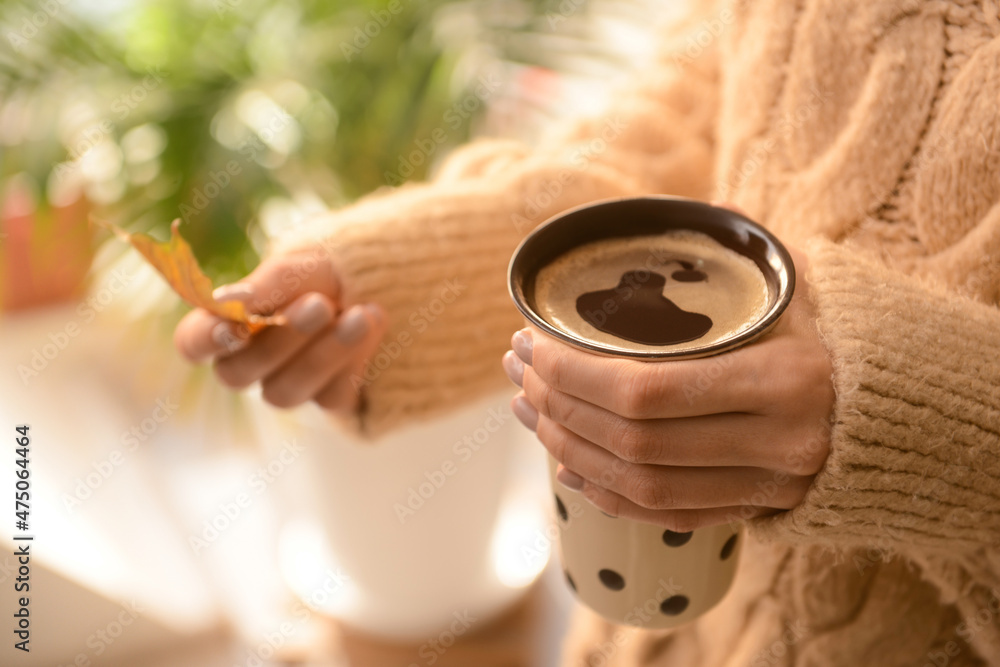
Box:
213, 248, 341, 316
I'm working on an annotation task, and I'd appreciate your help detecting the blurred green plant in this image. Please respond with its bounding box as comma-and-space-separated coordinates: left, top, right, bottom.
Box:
0, 0, 594, 283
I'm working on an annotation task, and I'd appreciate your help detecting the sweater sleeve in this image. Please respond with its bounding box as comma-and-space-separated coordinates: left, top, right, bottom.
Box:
752, 239, 1000, 555
274, 50, 720, 436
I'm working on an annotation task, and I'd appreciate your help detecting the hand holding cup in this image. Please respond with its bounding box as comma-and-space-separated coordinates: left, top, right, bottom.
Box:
504, 244, 834, 532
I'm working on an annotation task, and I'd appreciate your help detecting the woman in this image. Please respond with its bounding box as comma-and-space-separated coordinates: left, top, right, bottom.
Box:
175, 1, 1000, 664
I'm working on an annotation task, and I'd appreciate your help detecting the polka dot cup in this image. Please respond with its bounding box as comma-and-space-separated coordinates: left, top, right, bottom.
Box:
552, 458, 742, 629
508, 197, 795, 628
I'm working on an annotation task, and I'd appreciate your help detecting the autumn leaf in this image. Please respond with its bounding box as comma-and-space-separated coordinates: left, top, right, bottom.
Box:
93, 217, 284, 333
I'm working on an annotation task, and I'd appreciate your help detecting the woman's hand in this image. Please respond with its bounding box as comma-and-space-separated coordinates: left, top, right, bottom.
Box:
502, 248, 835, 532
174, 248, 386, 413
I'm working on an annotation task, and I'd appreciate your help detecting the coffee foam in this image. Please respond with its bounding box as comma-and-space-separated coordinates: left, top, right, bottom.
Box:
533, 230, 770, 354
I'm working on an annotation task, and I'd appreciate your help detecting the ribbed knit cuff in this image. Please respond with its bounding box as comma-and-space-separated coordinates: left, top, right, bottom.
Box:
752, 240, 1000, 552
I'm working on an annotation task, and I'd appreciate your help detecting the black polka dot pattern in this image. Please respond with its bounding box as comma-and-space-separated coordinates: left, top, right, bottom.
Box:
598, 569, 625, 591
555, 495, 568, 522
660, 595, 689, 616
582, 528, 738, 621
720, 534, 738, 561
662, 530, 693, 547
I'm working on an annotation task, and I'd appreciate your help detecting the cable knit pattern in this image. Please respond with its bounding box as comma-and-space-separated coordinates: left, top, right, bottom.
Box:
269, 0, 1000, 663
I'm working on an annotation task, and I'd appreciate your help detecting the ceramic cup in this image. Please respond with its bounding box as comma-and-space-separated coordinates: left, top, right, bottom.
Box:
507, 196, 795, 629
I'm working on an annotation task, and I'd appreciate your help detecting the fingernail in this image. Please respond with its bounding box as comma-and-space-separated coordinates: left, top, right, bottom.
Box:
502, 350, 524, 387
556, 466, 585, 492
335, 305, 369, 345
512, 394, 538, 431
212, 322, 247, 353
213, 283, 254, 302
512, 329, 533, 365
291, 295, 332, 334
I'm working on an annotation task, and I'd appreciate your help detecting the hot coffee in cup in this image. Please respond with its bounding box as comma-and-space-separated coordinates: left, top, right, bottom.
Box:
534, 230, 771, 353
508, 196, 795, 629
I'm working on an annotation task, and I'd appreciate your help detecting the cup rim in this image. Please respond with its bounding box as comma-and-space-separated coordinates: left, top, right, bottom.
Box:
507, 195, 796, 360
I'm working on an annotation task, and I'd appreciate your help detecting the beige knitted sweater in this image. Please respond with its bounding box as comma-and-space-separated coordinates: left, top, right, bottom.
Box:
280, 0, 1000, 664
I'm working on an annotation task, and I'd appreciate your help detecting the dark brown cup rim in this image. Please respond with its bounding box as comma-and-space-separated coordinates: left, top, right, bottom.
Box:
507, 196, 796, 360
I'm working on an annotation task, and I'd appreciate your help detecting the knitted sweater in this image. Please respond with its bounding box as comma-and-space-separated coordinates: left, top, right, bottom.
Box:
279, 0, 1000, 664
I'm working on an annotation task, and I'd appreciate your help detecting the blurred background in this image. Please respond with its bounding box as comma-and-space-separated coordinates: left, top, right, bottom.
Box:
0, 0, 687, 665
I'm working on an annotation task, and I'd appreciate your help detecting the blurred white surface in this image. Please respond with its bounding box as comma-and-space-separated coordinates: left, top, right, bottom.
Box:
281, 390, 550, 640
0, 300, 552, 664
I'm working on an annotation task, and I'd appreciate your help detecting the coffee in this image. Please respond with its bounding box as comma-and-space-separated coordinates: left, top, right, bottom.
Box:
534, 231, 769, 355
508, 197, 796, 630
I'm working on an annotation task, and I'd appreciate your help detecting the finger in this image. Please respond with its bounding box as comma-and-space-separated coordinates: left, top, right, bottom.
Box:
536, 415, 810, 510
570, 481, 779, 531
175, 308, 251, 362
313, 304, 388, 413
174, 283, 260, 362
260, 304, 382, 409
522, 369, 780, 468
175, 250, 339, 362
227, 247, 340, 315
214, 293, 335, 389
523, 328, 767, 419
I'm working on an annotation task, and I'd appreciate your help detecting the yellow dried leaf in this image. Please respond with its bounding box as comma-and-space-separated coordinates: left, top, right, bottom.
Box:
93, 218, 283, 333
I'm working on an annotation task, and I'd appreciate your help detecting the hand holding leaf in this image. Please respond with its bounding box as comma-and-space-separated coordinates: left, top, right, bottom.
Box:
128, 215, 389, 415
94, 218, 284, 333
